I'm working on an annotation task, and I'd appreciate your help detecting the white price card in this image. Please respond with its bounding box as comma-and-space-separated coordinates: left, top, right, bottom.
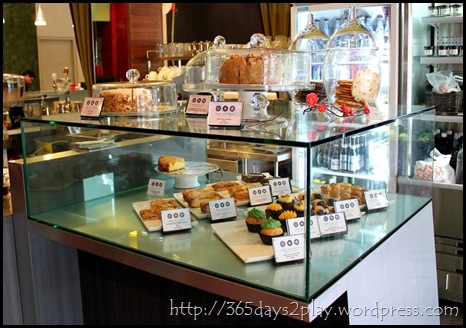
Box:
317, 212, 348, 237
269, 177, 292, 197
333, 199, 362, 221
207, 101, 243, 127
162, 232, 192, 253
186, 94, 212, 115
209, 197, 237, 222
272, 234, 305, 264
161, 208, 192, 233
147, 178, 166, 196
286, 216, 321, 239
186, 117, 209, 134
248, 185, 273, 207
364, 189, 389, 211
80, 97, 104, 118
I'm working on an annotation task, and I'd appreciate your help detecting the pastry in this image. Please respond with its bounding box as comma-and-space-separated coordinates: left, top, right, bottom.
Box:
277, 193, 297, 211
139, 198, 181, 221
320, 185, 330, 195
182, 188, 222, 208
219, 54, 264, 85
297, 192, 305, 201
258, 217, 284, 245
265, 202, 283, 220
293, 200, 306, 217
219, 54, 245, 84
278, 210, 297, 232
241, 173, 265, 183
245, 207, 267, 233
158, 155, 185, 173
329, 188, 340, 198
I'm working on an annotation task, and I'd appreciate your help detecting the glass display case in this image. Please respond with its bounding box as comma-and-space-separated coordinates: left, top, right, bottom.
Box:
15, 103, 437, 323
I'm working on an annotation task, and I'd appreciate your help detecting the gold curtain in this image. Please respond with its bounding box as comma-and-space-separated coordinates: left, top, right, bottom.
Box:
259, 3, 291, 39
69, 3, 94, 96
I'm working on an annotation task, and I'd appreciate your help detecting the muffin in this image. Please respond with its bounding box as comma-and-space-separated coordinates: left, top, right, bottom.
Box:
297, 192, 305, 201
245, 207, 267, 233
329, 188, 340, 198
293, 200, 306, 218
265, 202, 283, 220
320, 185, 330, 196
258, 217, 284, 245
277, 193, 297, 211
278, 210, 298, 233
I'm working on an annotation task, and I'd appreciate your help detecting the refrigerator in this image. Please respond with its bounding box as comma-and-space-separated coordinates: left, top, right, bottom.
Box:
290, 3, 400, 109
291, 3, 464, 303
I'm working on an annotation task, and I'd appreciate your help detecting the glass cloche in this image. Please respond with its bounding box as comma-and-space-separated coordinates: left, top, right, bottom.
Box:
92, 69, 178, 116
322, 7, 381, 111
288, 12, 330, 112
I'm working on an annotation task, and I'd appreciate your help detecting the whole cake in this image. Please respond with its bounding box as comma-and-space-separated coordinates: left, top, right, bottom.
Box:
158, 155, 185, 173
99, 88, 154, 113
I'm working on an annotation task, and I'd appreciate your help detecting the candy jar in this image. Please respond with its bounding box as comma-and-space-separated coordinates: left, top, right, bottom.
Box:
323, 7, 381, 113
288, 12, 329, 113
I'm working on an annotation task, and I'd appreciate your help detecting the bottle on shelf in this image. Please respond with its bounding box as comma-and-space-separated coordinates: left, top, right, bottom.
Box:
450, 132, 461, 170
322, 18, 330, 37
334, 18, 341, 35
375, 15, 385, 48
330, 140, 340, 171
340, 138, 348, 172
455, 143, 463, 184
348, 137, 359, 174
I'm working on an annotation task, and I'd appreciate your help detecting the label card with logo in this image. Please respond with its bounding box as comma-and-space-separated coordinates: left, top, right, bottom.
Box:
186, 117, 209, 134
248, 185, 273, 207
207, 101, 243, 127
364, 189, 389, 211
317, 212, 348, 237
162, 232, 192, 253
272, 234, 305, 263
286, 216, 321, 239
186, 94, 212, 115
147, 178, 166, 196
269, 177, 292, 197
333, 199, 362, 221
80, 97, 104, 118
209, 197, 237, 222
161, 208, 192, 233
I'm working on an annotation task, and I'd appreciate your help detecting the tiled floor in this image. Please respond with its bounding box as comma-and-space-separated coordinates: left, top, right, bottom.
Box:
439, 299, 463, 325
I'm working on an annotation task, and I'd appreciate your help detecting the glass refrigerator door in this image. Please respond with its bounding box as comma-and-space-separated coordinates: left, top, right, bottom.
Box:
290, 3, 400, 110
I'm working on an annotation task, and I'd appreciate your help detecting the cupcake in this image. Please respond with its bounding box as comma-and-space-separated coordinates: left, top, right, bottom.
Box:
265, 202, 283, 220
277, 194, 297, 211
258, 217, 284, 245
245, 207, 267, 233
297, 192, 305, 201
278, 210, 298, 232
293, 200, 306, 218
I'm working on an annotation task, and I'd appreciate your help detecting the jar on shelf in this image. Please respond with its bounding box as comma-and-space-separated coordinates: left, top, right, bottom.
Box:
448, 45, 459, 56
322, 7, 381, 111
438, 5, 451, 16
450, 4, 462, 16
437, 45, 449, 56
428, 5, 438, 16
424, 46, 434, 56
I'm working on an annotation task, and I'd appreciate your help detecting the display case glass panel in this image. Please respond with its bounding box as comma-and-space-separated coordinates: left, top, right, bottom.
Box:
19, 103, 434, 302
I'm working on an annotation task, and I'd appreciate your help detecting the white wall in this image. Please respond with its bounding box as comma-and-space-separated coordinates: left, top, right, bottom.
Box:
35, 3, 84, 90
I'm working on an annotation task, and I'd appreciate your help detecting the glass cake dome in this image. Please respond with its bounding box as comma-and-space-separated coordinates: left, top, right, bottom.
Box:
288, 12, 330, 112
322, 7, 381, 110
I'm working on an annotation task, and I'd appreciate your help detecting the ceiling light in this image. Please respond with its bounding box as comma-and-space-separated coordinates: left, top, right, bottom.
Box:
34, 3, 47, 26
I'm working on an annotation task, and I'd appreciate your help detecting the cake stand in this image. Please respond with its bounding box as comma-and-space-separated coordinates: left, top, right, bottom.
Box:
155, 162, 219, 189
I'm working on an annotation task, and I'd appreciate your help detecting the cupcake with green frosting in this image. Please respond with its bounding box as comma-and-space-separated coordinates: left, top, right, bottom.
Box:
245, 207, 267, 233
258, 217, 284, 245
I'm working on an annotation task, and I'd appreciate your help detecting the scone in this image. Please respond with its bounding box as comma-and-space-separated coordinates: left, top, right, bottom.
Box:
158, 155, 185, 172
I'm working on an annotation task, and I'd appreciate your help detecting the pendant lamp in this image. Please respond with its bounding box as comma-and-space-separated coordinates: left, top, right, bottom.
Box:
34, 3, 47, 26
